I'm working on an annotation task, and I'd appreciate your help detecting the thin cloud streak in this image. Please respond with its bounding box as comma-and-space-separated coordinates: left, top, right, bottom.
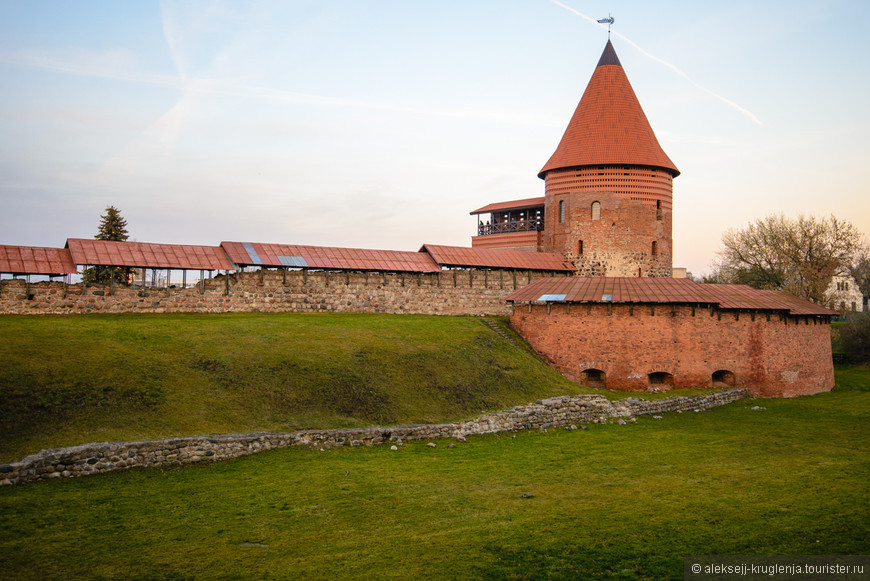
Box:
548, 0, 764, 127
0, 50, 558, 128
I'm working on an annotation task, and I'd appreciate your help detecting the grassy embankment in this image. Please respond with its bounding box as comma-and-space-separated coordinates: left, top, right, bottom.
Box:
1, 312, 634, 462
0, 365, 866, 579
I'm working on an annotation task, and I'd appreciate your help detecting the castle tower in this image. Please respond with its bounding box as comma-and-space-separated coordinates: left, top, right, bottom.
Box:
539, 40, 679, 277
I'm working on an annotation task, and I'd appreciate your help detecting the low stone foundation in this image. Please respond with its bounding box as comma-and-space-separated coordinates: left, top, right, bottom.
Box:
0, 388, 748, 486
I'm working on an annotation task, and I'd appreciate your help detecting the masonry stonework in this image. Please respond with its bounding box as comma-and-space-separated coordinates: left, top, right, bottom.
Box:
510, 303, 834, 398
544, 190, 671, 277
0, 388, 748, 486
0, 268, 556, 316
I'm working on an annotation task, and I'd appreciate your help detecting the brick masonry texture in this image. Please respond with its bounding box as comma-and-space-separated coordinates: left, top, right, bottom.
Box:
0, 268, 560, 316
543, 190, 671, 277
510, 303, 834, 398
0, 388, 748, 486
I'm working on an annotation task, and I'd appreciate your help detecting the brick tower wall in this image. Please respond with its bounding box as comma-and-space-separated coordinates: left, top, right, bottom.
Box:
510, 303, 834, 398
543, 187, 672, 277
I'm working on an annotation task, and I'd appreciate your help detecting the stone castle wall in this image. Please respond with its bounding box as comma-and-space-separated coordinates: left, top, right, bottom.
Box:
510, 303, 834, 398
0, 388, 748, 486
0, 268, 559, 316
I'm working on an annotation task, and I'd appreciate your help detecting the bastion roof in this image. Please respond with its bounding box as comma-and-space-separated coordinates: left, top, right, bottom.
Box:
538, 40, 679, 179
505, 277, 837, 316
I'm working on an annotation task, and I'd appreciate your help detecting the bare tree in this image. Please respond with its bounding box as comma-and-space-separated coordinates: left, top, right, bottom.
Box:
716, 214, 864, 305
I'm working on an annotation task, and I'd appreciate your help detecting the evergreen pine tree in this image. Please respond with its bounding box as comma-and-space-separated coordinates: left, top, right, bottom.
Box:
84, 206, 134, 285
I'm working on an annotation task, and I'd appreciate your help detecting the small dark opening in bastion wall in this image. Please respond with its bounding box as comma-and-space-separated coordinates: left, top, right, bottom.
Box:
648, 372, 674, 390
712, 370, 736, 387
580, 368, 606, 389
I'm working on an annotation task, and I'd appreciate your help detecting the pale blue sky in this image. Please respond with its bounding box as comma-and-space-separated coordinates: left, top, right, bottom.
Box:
1, 0, 868, 276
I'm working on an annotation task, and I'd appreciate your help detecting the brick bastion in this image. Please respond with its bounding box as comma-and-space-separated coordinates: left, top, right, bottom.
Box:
1, 388, 748, 486
510, 303, 833, 398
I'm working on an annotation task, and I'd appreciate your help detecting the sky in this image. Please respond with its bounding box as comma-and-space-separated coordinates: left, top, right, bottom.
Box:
1, 0, 868, 277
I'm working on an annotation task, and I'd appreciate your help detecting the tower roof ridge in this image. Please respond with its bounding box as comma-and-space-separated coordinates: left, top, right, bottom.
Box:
538, 40, 679, 179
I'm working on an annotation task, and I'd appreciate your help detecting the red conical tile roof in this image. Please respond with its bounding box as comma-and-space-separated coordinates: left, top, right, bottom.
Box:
538, 40, 679, 178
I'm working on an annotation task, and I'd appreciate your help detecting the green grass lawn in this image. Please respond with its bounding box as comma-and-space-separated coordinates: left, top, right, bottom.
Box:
0, 313, 721, 463
0, 367, 867, 580
0, 313, 593, 462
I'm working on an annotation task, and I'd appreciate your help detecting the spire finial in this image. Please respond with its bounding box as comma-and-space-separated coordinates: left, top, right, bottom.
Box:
597, 14, 614, 38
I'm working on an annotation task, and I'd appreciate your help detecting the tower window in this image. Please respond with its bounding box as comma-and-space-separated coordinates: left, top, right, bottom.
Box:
591, 201, 601, 221
651, 241, 658, 257
559, 200, 565, 223
656, 200, 662, 221
578, 240, 584, 255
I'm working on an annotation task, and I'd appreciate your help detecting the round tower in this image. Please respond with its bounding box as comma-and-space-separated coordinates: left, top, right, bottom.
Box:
539, 40, 679, 277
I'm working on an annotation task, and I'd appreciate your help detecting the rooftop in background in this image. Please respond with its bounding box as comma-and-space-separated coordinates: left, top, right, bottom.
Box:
222, 241, 442, 273
421, 244, 573, 271
470, 197, 545, 215
504, 277, 837, 316
0, 245, 77, 276
65, 239, 234, 271
538, 40, 679, 179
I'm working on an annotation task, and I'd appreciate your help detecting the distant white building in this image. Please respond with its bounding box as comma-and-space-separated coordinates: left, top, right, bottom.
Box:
826, 274, 864, 313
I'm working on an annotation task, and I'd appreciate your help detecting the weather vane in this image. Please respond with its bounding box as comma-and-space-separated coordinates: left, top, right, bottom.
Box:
597, 14, 614, 38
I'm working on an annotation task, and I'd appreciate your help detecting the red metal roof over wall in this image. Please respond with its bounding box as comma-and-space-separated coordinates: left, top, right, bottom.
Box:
470, 197, 545, 215
222, 241, 442, 273
505, 277, 837, 316
66, 239, 233, 270
0, 245, 77, 275
538, 40, 679, 178
421, 244, 573, 271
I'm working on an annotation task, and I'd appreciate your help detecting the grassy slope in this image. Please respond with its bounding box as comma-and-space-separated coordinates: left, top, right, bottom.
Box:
1, 313, 604, 461
0, 368, 866, 580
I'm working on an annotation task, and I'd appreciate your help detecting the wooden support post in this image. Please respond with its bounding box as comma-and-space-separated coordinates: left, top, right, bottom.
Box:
512, 271, 517, 289
303, 268, 308, 285
401, 273, 405, 287
225, 270, 230, 296
671, 304, 676, 317
499, 270, 504, 289
607, 302, 612, 316
587, 303, 592, 315
691, 305, 695, 316
183, 270, 187, 290
63, 274, 67, 298
528, 302, 532, 313
566, 303, 570, 315
26, 275, 31, 300
200, 270, 205, 294
547, 303, 551, 314
629, 304, 634, 316
484, 270, 488, 287
345, 271, 350, 285
259, 268, 264, 284
651, 305, 656, 316
110, 268, 115, 296
166, 269, 171, 297
453, 270, 457, 288
283, 267, 287, 285
325, 271, 330, 287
